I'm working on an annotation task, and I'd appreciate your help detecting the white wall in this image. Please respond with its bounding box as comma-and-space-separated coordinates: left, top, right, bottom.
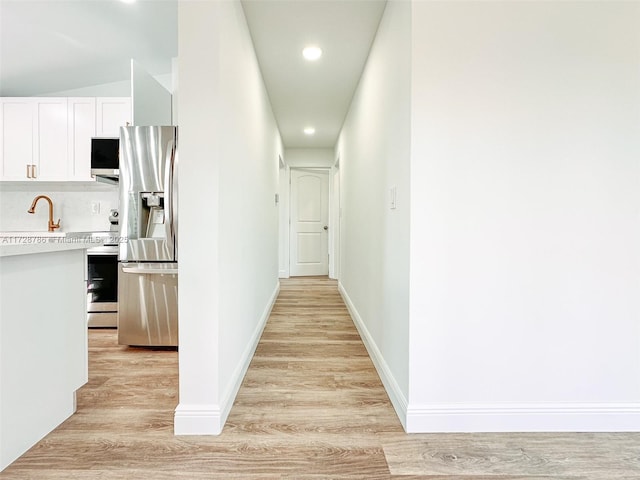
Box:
408, 0, 640, 432
0, 183, 118, 232
216, 0, 282, 411
131, 60, 172, 126
284, 148, 334, 168
171, 57, 179, 125
38, 80, 131, 97
176, 0, 282, 435
335, 0, 411, 426
39, 73, 173, 98
174, 1, 220, 434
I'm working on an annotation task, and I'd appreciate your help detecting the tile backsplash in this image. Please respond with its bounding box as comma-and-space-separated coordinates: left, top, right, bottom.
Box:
0, 183, 119, 233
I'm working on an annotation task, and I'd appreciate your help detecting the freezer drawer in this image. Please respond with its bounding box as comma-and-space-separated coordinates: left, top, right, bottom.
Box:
118, 263, 178, 347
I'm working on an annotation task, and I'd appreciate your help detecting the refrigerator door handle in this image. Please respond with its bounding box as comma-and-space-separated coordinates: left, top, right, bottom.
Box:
121, 263, 178, 275
163, 139, 177, 259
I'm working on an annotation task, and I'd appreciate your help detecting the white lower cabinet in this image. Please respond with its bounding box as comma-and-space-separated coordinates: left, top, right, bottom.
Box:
0, 247, 88, 471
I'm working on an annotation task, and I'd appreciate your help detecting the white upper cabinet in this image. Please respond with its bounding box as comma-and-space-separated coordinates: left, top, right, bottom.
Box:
68, 97, 96, 181
96, 97, 131, 137
34, 98, 69, 181
0, 98, 35, 181
0, 97, 69, 181
0, 96, 130, 182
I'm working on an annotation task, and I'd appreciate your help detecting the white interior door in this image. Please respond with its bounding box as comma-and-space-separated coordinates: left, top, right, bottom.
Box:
290, 168, 329, 276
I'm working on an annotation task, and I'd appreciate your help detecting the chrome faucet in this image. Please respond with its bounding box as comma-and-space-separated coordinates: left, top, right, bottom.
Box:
27, 195, 61, 232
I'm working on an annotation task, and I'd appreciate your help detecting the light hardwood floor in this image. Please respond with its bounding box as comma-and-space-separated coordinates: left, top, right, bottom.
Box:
2, 277, 639, 479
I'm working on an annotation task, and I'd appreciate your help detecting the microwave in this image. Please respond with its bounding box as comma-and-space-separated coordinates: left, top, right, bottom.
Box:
91, 137, 119, 181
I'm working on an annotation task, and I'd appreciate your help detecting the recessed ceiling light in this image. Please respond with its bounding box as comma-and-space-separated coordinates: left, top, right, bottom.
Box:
304, 127, 316, 135
302, 46, 322, 61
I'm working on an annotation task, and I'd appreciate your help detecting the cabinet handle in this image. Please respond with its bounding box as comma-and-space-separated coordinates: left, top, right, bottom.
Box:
32, 164, 37, 178
26, 164, 31, 178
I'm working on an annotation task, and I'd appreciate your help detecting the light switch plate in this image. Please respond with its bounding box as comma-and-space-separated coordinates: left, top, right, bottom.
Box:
389, 186, 397, 210
90, 201, 101, 215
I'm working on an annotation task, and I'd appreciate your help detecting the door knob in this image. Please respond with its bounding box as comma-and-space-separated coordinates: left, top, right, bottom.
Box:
323, 226, 328, 231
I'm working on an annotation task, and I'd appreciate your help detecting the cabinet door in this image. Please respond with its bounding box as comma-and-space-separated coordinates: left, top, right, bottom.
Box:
0, 98, 35, 181
68, 97, 96, 181
33, 98, 69, 181
96, 97, 131, 137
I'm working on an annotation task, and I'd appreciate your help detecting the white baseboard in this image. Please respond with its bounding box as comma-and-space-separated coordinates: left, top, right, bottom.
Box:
278, 269, 289, 279
338, 281, 408, 430
406, 403, 640, 433
174, 281, 280, 435
174, 404, 223, 435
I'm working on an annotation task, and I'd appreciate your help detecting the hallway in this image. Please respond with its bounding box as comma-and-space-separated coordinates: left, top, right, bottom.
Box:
2, 277, 638, 478
232, 277, 403, 439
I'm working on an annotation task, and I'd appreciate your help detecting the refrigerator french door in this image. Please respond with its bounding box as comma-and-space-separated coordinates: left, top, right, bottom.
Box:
118, 126, 178, 347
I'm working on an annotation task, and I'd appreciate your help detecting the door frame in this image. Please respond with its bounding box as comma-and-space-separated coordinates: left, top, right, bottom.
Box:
328, 157, 340, 280
278, 156, 290, 278
279, 164, 339, 279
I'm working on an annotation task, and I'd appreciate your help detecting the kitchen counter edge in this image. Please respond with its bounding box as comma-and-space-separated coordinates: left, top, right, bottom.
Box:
0, 235, 104, 257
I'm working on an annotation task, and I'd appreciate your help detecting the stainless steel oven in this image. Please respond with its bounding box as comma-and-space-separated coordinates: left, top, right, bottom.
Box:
87, 237, 119, 328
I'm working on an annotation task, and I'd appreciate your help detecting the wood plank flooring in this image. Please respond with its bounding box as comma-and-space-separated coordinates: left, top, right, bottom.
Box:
2, 277, 639, 479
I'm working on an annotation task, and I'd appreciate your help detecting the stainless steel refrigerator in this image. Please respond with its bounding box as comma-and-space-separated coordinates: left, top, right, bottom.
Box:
118, 126, 178, 347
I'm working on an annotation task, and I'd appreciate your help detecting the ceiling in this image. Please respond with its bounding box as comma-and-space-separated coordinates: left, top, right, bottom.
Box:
0, 0, 387, 148
0, 1, 178, 95
241, 0, 386, 147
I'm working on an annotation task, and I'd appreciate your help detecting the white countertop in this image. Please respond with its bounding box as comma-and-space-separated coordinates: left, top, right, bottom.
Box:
0, 232, 105, 257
